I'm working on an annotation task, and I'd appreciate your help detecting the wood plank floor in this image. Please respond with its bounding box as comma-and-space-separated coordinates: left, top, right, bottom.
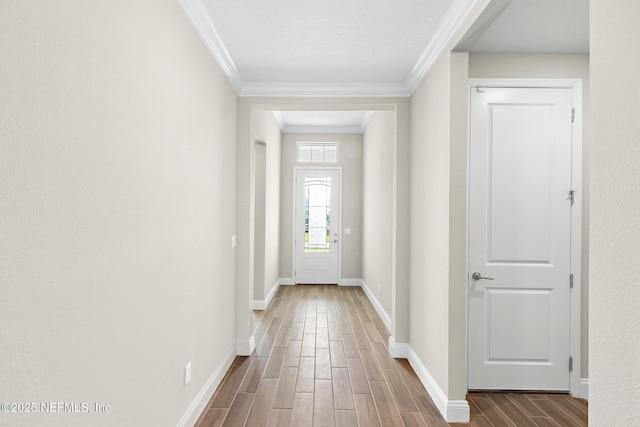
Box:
451, 392, 588, 427
195, 285, 588, 427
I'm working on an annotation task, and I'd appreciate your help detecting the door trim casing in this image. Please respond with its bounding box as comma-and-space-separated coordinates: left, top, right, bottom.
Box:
467, 79, 584, 398
292, 166, 343, 285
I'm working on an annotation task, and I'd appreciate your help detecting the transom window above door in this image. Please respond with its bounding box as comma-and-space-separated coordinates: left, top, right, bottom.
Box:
297, 142, 339, 163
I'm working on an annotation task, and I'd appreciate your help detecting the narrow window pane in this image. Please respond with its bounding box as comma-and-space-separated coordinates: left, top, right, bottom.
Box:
311, 146, 324, 162
323, 146, 337, 162
298, 146, 312, 162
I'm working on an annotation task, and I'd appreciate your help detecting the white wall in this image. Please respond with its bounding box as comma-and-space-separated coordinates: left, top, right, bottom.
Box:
590, 0, 640, 424
0, 1, 238, 426
252, 112, 281, 302
280, 133, 363, 281
469, 52, 590, 378
362, 113, 395, 316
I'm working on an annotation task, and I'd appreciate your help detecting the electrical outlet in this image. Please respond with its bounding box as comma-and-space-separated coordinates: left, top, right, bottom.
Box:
231, 235, 237, 248
344, 228, 351, 235
184, 362, 192, 386
378, 283, 381, 294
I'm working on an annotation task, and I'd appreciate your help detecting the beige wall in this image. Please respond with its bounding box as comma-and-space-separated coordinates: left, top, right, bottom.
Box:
0, 1, 238, 426
252, 112, 282, 301
280, 133, 363, 280
362, 113, 395, 316
590, 0, 640, 424
409, 51, 470, 399
253, 141, 267, 300
469, 53, 590, 378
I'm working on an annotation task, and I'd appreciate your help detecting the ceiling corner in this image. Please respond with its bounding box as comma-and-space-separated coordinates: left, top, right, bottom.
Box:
404, 0, 482, 94
360, 112, 375, 132
177, 0, 244, 93
272, 111, 284, 130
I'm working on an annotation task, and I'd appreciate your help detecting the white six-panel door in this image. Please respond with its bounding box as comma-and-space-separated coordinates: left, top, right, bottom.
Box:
294, 168, 340, 284
468, 87, 573, 390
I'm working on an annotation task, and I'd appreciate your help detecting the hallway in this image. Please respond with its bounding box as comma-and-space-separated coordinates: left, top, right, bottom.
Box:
196, 285, 448, 426
194, 285, 587, 426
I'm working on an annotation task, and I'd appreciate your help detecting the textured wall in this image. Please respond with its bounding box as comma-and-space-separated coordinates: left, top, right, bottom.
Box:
410, 52, 453, 396
0, 1, 238, 425
362, 113, 395, 316
590, 0, 640, 423
253, 142, 267, 300
252, 112, 281, 301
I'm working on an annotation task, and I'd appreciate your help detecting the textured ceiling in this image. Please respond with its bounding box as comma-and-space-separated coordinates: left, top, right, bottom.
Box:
200, 0, 451, 84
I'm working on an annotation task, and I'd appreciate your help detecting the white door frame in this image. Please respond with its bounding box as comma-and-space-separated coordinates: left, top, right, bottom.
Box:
467, 78, 584, 398
292, 166, 343, 284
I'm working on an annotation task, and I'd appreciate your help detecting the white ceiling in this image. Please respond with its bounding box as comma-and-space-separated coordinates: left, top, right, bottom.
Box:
200, 0, 450, 85
178, 0, 589, 123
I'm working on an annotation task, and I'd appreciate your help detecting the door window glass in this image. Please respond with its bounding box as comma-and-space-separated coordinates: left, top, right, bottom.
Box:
305, 177, 331, 251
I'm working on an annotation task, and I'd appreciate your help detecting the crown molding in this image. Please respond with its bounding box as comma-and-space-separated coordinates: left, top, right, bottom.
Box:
281, 124, 364, 134
240, 82, 411, 98
405, 0, 481, 94
177, 0, 244, 92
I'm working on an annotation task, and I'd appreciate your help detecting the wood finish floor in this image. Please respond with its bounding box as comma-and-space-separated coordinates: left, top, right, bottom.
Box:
195, 285, 588, 427
452, 392, 588, 427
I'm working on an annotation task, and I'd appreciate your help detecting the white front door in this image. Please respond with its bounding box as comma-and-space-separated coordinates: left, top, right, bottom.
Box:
468, 87, 573, 390
294, 168, 340, 284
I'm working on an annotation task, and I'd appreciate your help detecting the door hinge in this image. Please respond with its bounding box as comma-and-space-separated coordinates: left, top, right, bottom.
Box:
571, 108, 575, 123
569, 357, 573, 372
570, 273, 574, 289
475, 86, 485, 93
566, 190, 575, 205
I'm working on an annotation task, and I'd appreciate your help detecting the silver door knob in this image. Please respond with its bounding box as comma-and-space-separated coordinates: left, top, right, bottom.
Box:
472, 272, 494, 281
333, 239, 338, 243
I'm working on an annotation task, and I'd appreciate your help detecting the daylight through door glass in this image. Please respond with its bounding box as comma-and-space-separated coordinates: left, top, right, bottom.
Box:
305, 177, 331, 252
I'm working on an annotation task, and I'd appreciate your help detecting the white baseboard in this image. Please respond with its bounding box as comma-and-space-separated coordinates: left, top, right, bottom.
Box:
359, 280, 391, 332
576, 378, 588, 400
279, 277, 294, 285
407, 346, 470, 423
388, 337, 409, 358
339, 278, 363, 286
253, 280, 280, 310
176, 344, 236, 427
236, 335, 255, 356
